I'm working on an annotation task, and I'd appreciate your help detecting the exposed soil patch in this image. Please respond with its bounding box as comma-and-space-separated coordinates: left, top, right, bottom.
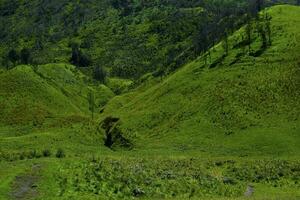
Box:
10, 164, 41, 200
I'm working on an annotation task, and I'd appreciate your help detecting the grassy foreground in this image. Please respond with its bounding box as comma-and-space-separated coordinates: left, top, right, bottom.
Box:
0, 5, 300, 200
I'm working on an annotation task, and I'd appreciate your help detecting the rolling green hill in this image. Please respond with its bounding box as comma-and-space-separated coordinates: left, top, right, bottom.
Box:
0, 63, 114, 126
100, 5, 300, 156
0, 4, 299, 200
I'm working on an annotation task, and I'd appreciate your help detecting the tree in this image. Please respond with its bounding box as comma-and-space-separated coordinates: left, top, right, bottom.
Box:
260, 26, 267, 49
256, 0, 263, 13
70, 44, 91, 67
20, 48, 31, 64
248, 0, 263, 17
78, 53, 91, 67
265, 13, 272, 46
193, 26, 208, 55
70, 44, 80, 66
245, 19, 253, 53
222, 31, 229, 56
2, 56, 9, 70
88, 91, 95, 120
8, 49, 19, 67
256, 12, 272, 49
94, 65, 107, 83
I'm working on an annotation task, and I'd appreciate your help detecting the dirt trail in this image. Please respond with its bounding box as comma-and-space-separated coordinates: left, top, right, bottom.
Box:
10, 164, 41, 200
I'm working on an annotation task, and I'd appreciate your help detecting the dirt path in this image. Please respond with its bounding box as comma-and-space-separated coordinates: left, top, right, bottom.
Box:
10, 164, 41, 200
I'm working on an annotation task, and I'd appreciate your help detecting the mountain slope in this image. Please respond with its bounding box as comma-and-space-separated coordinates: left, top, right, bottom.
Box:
0, 64, 114, 126
3, 0, 295, 79
100, 5, 300, 156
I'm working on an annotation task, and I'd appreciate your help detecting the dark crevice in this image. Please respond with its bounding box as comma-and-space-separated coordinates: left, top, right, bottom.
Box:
101, 117, 132, 150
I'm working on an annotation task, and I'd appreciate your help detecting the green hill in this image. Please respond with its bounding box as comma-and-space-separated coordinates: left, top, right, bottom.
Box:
0, 4, 299, 200
100, 5, 300, 156
0, 63, 114, 126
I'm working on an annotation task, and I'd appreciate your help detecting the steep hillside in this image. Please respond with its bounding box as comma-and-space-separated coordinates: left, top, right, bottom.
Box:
2, 0, 297, 79
100, 5, 300, 156
0, 64, 114, 126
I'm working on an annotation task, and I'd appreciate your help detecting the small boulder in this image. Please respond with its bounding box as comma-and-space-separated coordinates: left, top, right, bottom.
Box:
244, 185, 254, 197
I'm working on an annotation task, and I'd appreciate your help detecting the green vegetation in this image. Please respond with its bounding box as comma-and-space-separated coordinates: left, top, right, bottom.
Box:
0, 63, 114, 126
0, 2, 300, 200
101, 5, 300, 157
2, 0, 297, 79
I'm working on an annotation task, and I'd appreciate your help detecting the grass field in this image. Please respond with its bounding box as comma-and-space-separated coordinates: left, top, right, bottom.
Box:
0, 5, 299, 200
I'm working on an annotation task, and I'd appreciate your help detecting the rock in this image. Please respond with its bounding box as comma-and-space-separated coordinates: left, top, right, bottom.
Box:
223, 177, 236, 185
244, 185, 254, 197
132, 188, 145, 197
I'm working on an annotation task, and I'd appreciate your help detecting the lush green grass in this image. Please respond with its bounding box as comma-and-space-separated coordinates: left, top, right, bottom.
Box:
100, 5, 300, 157
1, 157, 299, 200
0, 63, 114, 126
0, 5, 300, 200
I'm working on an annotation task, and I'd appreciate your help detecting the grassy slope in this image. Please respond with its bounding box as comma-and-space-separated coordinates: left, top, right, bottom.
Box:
0, 5, 299, 200
100, 5, 300, 157
0, 63, 115, 157
0, 63, 114, 126
0, 63, 115, 199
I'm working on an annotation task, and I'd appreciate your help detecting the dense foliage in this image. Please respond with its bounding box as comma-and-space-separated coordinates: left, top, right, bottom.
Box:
1, 0, 297, 79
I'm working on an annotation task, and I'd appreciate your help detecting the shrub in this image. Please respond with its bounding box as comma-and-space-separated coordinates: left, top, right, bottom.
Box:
28, 149, 40, 159
42, 149, 51, 157
19, 152, 26, 160
56, 148, 65, 158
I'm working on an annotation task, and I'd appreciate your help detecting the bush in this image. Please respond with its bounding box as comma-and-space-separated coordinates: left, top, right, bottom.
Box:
56, 148, 65, 158
28, 149, 41, 159
42, 149, 51, 157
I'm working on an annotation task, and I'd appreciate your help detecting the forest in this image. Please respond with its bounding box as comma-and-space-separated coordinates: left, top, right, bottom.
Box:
1, 0, 297, 79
